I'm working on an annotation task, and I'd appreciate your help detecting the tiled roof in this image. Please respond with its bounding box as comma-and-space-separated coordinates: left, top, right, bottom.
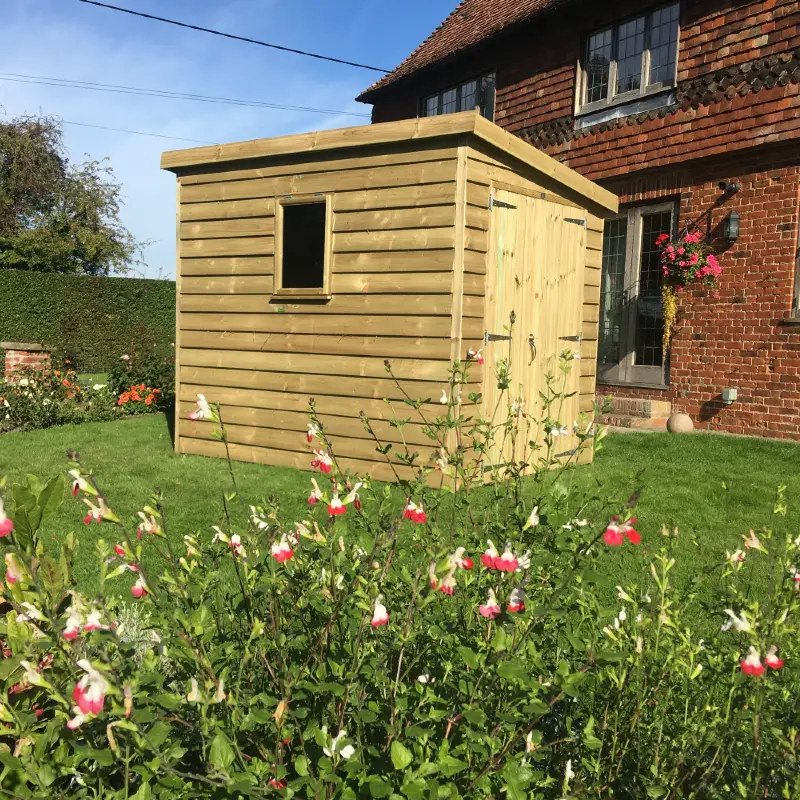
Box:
357, 0, 567, 101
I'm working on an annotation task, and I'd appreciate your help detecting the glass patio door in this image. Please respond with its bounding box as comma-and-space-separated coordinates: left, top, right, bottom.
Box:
597, 203, 675, 386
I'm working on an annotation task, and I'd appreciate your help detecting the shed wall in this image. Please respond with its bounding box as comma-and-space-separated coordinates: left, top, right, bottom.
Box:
175, 140, 480, 481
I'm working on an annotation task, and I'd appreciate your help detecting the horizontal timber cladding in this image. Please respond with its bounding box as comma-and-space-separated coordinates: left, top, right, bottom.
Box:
178, 367, 478, 406
181, 438, 419, 484
178, 293, 485, 317
177, 400, 440, 448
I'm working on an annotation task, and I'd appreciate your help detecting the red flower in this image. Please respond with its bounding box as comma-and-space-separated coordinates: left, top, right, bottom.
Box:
604, 516, 640, 546
480, 540, 499, 569
311, 450, 333, 474
113, 544, 125, 558
403, 500, 427, 524
765, 646, 784, 670
271, 535, 294, 563
741, 647, 765, 677
507, 586, 525, 613
479, 589, 501, 619
328, 492, 346, 517
0, 498, 12, 537
496, 544, 519, 572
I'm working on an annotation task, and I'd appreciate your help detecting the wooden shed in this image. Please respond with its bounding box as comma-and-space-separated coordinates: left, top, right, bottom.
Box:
161, 110, 618, 481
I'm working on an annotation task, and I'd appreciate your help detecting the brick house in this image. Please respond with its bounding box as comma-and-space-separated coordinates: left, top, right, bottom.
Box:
357, 0, 800, 438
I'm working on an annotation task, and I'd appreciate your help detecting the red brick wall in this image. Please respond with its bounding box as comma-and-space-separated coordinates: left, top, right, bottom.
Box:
3, 349, 51, 383
599, 142, 800, 439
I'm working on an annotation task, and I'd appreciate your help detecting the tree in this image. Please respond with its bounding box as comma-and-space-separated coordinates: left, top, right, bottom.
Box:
0, 115, 142, 275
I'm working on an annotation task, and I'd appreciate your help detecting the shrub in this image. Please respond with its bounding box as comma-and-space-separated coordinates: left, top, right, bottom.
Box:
0, 339, 797, 798
107, 333, 174, 411
0, 367, 116, 432
0, 270, 174, 374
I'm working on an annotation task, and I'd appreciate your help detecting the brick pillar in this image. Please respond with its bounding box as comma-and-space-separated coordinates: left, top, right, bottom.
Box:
1, 342, 51, 383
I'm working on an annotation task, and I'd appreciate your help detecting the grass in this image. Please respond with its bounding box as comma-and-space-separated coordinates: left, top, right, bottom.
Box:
0, 414, 797, 600
76, 373, 108, 386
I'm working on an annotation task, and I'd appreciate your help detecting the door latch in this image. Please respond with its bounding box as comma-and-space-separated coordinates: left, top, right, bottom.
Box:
484, 331, 513, 344
528, 334, 537, 365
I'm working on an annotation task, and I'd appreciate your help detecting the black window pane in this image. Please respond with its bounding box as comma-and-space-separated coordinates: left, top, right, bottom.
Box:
424, 95, 438, 117
441, 88, 458, 114
480, 73, 496, 120
616, 16, 645, 94
586, 29, 612, 103
634, 211, 672, 367
649, 3, 680, 85
282, 203, 326, 289
459, 80, 477, 111
599, 218, 629, 365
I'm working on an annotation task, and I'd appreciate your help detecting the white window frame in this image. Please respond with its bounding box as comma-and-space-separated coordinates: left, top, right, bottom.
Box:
577, 3, 680, 117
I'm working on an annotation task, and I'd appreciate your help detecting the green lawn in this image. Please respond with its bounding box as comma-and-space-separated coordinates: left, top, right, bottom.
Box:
0, 414, 797, 598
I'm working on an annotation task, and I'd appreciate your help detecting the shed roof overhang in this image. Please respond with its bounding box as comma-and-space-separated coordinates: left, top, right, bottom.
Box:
161, 110, 618, 217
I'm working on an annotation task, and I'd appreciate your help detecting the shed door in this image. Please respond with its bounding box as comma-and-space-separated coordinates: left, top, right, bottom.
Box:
483, 189, 586, 469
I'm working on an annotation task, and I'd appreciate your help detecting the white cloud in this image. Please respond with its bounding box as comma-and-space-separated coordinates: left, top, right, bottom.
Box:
1, 0, 370, 279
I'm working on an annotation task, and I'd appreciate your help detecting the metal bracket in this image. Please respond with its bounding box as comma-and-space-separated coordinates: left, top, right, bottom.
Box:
555, 448, 579, 458
484, 330, 512, 344
559, 333, 583, 343
489, 194, 517, 211
565, 217, 587, 228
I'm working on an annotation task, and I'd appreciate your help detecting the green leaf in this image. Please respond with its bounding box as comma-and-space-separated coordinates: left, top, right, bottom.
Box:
438, 755, 467, 777
38, 473, 66, 521
209, 733, 235, 773
294, 755, 308, 777
646, 787, 667, 798
503, 763, 532, 800
131, 783, 153, 800
400, 778, 427, 800
368, 777, 393, 798
458, 646, 479, 670
391, 740, 413, 771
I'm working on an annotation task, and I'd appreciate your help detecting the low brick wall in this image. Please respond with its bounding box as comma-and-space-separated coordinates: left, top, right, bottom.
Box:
1, 342, 51, 383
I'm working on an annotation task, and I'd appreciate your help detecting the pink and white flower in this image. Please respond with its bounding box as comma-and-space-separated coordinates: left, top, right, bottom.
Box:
82, 611, 107, 633
188, 394, 215, 421
479, 588, 501, 619
523, 506, 539, 530
743, 530, 764, 552
507, 586, 526, 613
69, 469, 95, 498
131, 575, 148, 599
344, 482, 363, 511
66, 707, 88, 730
496, 544, 519, 573
467, 348, 484, 365
82, 497, 111, 525
604, 516, 640, 546
727, 549, 746, 565
271, 534, 294, 563
307, 423, 320, 443
308, 478, 324, 505
63, 610, 83, 641
480, 540, 499, 569
371, 594, 389, 627
114, 543, 126, 558
328, 491, 346, 517
438, 566, 457, 596
137, 511, 161, 538
403, 500, 427, 524
311, 450, 333, 474
72, 660, 109, 715
765, 645, 784, 670
741, 646, 765, 677
228, 534, 245, 557
5, 552, 23, 585
0, 497, 13, 537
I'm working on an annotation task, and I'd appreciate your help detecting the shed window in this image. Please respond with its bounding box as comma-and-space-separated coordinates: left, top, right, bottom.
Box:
275, 197, 332, 297
579, 4, 679, 114
422, 73, 496, 121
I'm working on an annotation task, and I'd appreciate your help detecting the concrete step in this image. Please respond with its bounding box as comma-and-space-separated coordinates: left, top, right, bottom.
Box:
599, 397, 672, 419
599, 413, 669, 431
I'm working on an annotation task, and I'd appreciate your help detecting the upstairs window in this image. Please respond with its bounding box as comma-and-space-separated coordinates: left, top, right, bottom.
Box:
422, 73, 496, 121
580, 4, 679, 114
275, 196, 332, 297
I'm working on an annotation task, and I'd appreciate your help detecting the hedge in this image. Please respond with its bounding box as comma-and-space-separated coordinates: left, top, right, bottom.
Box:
0, 270, 175, 373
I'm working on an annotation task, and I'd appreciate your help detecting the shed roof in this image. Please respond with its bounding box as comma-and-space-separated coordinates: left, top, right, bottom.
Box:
161, 111, 618, 214
357, 0, 572, 102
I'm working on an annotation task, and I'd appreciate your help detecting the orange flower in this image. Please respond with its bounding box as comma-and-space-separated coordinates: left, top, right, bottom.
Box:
145, 395, 154, 406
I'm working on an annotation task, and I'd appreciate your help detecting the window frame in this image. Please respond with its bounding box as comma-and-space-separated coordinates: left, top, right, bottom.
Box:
577, 3, 680, 117
597, 201, 677, 388
420, 72, 496, 121
273, 194, 333, 299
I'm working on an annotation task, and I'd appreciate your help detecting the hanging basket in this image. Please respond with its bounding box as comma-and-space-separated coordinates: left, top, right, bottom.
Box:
656, 231, 722, 351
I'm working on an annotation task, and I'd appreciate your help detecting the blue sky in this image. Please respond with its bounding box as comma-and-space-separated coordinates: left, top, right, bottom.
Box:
2, 0, 455, 278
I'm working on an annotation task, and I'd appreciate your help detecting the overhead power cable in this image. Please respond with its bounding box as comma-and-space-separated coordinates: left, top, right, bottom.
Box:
78, 0, 390, 73
0, 109, 215, 145
0, 72, 371, 118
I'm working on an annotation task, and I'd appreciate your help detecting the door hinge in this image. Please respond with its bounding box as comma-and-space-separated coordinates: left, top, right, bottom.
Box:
559, 333, 583, 343
489, 194, 517, 211
485, 330, 513, 344
565, 217, 587, 227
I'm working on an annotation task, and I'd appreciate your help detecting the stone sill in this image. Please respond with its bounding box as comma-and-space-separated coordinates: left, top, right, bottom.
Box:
778, 317, 800, 328
0, 341, 48, 351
